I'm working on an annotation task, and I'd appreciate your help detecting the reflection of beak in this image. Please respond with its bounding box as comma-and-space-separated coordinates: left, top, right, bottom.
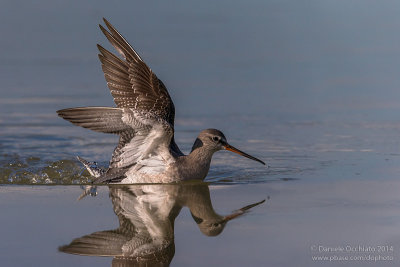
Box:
224, 143, 266, 165
223, 199, 266, 222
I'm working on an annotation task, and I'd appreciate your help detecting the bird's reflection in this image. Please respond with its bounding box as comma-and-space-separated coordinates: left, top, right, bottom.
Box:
60, 182, 265, 266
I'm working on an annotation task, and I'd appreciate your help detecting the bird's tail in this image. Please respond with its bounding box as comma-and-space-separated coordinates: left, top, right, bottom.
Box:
77, 156, 127, 184
77, 156, 105, 178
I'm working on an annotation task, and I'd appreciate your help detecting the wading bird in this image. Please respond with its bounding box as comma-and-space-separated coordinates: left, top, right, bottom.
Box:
57, 19, 265, 183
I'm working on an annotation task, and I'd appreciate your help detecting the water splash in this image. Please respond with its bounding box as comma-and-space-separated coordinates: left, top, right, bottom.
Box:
0, 154, 93, 185
0, 153, 298, 185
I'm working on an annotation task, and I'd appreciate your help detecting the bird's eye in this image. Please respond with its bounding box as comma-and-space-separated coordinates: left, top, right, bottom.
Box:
212, 136, 219, 142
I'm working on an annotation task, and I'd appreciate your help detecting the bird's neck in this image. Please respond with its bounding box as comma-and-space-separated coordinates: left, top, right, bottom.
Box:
189, 138, 216, 165
182, 141, 216, 180
184, 184, 221, 221
188, 147, 214, 165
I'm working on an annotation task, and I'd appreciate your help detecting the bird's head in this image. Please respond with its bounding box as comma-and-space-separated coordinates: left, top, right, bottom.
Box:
192, 129, 265, 165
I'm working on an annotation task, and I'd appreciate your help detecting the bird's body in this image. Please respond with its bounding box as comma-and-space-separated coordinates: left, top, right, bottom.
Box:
57, 19, 265, 184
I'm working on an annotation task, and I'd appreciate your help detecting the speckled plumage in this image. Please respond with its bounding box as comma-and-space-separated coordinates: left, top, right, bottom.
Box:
60, 184, 265, 262
57, 19, 265, 183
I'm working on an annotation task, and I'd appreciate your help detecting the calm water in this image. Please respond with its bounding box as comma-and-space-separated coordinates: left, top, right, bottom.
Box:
1, 0, 400, 266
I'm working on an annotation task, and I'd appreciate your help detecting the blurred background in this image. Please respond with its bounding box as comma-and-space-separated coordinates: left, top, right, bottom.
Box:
1, 1, 400, 119
1, 2, 400, 266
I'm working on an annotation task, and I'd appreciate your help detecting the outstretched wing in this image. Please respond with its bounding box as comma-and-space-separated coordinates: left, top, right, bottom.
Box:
57, 107, 127, 134
98, 18, 175, 125
97, 19, 182, 180
57, 106, 176, 181
58, 19, 182, 182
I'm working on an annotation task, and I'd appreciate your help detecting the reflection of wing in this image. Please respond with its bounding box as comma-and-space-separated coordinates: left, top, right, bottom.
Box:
110, 185, 179, 244
60, 184, 265, 264
60, 185, 179, 260
59, 230, 132, 257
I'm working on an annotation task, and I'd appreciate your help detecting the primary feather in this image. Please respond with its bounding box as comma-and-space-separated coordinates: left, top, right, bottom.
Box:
57, 18, 182, 183
57, 18, 265, 183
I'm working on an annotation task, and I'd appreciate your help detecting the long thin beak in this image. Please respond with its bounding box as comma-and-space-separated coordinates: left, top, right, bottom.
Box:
224, 143, 266, 165
223, 199, 266, 222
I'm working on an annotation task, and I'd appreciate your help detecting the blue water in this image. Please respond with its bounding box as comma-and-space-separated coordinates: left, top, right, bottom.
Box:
1, 0, 400, 266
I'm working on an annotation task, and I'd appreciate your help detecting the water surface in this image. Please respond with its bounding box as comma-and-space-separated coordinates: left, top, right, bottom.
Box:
1, 0, 400, 266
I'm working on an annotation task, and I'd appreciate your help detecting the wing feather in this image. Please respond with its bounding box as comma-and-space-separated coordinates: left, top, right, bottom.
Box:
102, 19, 143, 61
58, 19, 183, 183
57, 107, 127, 134
98, 18, 176, 125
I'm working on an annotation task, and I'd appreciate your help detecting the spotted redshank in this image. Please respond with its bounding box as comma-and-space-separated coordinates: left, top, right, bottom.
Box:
60, 183, 265, 263
57, 18, 265, 183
